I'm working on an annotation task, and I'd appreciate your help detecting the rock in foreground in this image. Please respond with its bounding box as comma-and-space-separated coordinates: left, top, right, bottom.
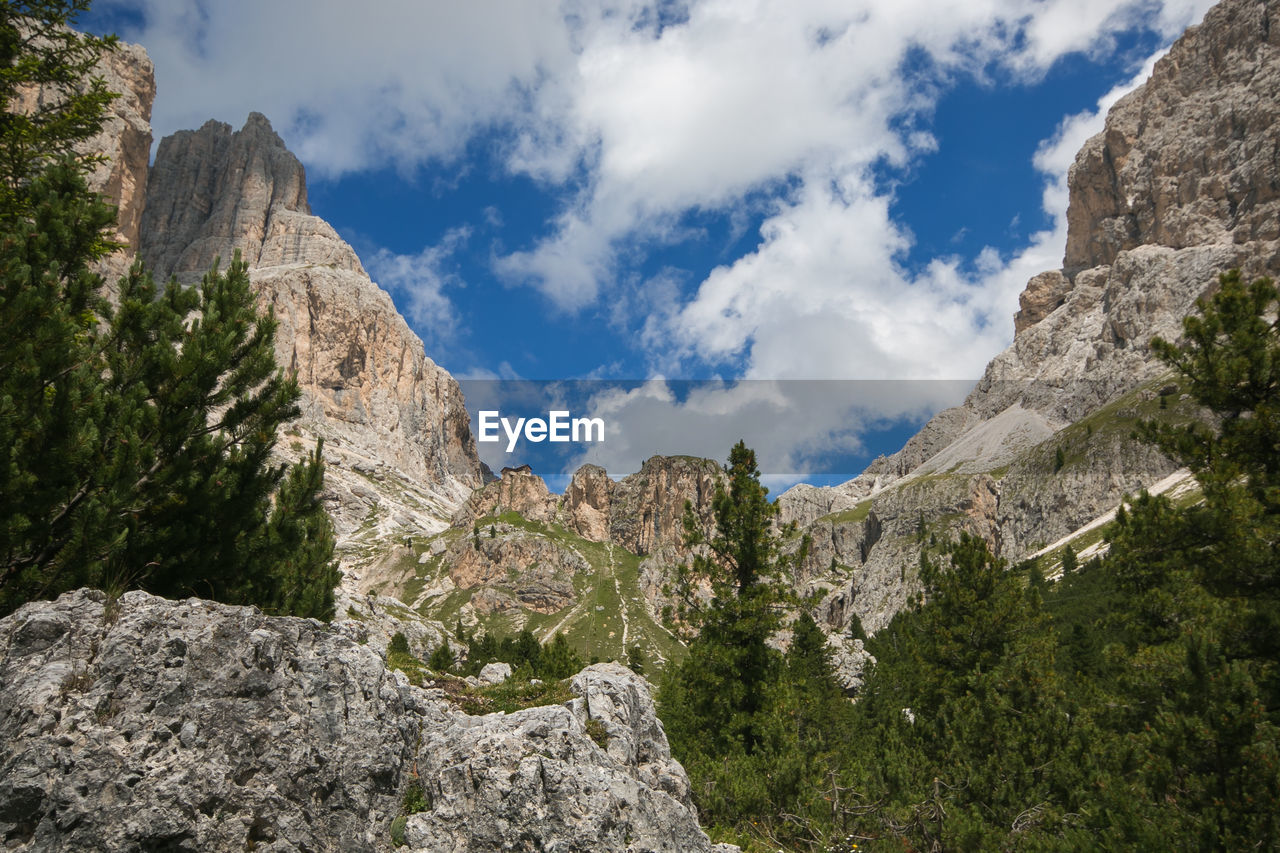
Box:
0, 591, 732, 852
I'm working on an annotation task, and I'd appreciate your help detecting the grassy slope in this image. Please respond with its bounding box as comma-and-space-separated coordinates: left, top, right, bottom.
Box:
396, 512, 687, 670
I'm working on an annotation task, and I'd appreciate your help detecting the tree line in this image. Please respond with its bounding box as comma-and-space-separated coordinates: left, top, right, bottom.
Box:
659, 270, 1280, 850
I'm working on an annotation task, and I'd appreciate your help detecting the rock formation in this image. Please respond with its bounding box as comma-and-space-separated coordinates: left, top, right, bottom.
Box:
81, 41, 155, 283
444, 523, 587, 614
452, 455, 723, 558
131, 113, 486, 577
0, 591, 735, 852
12, 39, 155, 286
608, 456, 723, 557
31, 37, 488, 583
780, 0, 1280, 635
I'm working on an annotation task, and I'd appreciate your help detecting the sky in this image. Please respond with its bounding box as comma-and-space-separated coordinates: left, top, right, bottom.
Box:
82, 0, 1216, 490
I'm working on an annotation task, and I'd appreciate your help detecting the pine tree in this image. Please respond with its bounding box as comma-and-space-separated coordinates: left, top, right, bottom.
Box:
665, 440, 798, 756
0, 162, 115, 605
1077, 270, 1280, 846
428, 638, 454, 673
0, 1, 337, 618
0, 1, 117, 218
853, 533, 1079, 849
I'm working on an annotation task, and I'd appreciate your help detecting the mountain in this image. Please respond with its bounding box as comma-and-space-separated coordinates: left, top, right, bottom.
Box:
78, 61, 489, 582
1, 33, 738, 852
776, 0, 1280, 635
343, 0, 1280, 688
364, 457, 725, 667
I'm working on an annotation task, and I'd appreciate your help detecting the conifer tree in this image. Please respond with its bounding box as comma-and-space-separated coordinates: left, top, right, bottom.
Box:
1079, 270, 1280, 846
854, 533, 1078, 849
666, 440, 798, 756
428, 638, 454, 673
0, 0, 337, 619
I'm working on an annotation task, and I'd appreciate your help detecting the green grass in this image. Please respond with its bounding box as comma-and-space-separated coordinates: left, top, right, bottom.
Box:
385, 648, 431, 686
816, 499, 872, 526
449, 676, 575, 715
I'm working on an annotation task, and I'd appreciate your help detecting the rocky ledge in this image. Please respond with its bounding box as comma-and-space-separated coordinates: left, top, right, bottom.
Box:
0, 591, 733, 852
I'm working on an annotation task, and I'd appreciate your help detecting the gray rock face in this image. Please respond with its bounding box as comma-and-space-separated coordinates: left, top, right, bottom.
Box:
776, 477, 874, 528
1063, 0, 1280, 273
478, 662, 513, 685
136, 113, 485, 573
0, 590, 416, 851
0, 593, 731, 853
139, 113, 361, 279
407, 663, 730, 853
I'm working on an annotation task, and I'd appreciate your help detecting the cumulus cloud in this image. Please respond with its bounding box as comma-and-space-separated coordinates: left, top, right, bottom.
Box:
493, 0, 1214, 320
644, 3, 1212, 383
568, 379, 970, 482
104, 0, 1215, 480
99, 0, 577, 176
365, 226, 471, 347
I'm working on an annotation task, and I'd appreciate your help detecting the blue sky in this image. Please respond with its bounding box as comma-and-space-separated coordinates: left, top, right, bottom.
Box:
83, 0, 1214, 487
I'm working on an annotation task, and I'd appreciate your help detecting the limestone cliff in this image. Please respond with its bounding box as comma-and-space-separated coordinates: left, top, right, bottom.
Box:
451, 456, 723, 559
13, 39, 155, 285
135, 114, 486, 577
35, 37, 486, 583
0, 591, 734, 852
780, 0, 1280, 635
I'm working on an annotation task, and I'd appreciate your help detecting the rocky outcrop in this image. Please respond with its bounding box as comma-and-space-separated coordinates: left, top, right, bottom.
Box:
13, 39, 155, 285
137, 114, 485, 572
609, 456, 723, 557
453, 465, 559, 529
453, 455, 723, 559
1063, 0, 1280, 273
445, 523, 587, 614
562, 464, 615, 540
82, 41, 154, 282
421, 456, 724, 639
407, 662, 735, 853
783, 0, 1280, 639
0, 590, 417, 851
333, 588, 451, 660
0, 591, 733, 853
139, 114, 361, 280
776, 478, 874, 528
1013, 270, 1071, 335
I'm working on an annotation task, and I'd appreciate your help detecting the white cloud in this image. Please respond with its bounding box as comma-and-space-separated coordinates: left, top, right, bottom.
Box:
494, 0, 1213, 319
566, 378, 970, 483
643, 2, 1213, 383
365, 226, 471, 347
102, 0, 577, 176
104, 0, 1216, 476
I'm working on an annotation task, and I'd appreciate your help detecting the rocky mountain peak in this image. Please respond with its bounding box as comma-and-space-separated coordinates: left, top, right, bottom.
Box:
1063, 0, 1280, 275
140, 112, 362, 281
453, 464, 559, 528
611, 456, 723, 556
139, 111, 485, 562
